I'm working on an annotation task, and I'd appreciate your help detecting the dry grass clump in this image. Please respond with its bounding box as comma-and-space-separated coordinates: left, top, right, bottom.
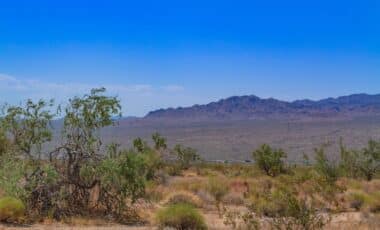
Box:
169, 177, 208, 193
222, 193, 245, 206
144, 183, 166, 202
161, 190, 203, 208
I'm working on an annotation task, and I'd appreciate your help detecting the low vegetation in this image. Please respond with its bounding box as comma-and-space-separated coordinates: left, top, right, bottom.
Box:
156, 204, 207, 230
0, 87, 379, 229
0, 197, 25, 223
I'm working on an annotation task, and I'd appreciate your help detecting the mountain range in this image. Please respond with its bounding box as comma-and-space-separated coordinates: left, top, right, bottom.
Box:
144, 93, 380, 121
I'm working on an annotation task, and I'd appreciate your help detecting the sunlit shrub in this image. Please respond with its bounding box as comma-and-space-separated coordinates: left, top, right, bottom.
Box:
252, 144, 287, 177
0, 197, 25, 223
156, 204, 207, 230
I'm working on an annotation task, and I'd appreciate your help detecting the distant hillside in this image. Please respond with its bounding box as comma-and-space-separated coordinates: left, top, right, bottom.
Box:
145, 94, 380, 121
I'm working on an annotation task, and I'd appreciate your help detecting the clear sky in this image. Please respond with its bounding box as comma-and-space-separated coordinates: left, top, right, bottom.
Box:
0, 0, 379, 116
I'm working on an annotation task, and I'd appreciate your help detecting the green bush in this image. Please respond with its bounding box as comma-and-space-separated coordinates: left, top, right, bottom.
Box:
156, 204, 207, 230
173, 144, 201, 170
252, 144, 287, 177
0, 197, 25, 222
314, 146, 339, 184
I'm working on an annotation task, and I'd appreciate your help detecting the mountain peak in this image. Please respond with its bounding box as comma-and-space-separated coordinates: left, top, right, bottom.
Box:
145, 94, 380, 121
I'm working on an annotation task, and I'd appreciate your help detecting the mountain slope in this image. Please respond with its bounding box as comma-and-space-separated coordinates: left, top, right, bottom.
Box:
145, 94, 380, 121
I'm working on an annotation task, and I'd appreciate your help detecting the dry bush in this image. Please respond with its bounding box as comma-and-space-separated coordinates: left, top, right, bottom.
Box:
348, 192, 367, 211
222, 193, 245, 206
222, 206, 260, 230
195, 190, 215, 206
161, 190, 203, 208
144, 183, 166, 203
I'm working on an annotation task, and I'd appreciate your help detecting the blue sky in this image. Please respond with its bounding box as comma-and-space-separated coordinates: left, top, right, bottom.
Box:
0, 0, 379, 116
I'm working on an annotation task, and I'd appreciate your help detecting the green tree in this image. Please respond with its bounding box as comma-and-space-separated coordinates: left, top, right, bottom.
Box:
1, 99, 55, 160
48, 88, 122, 214
252, 144, 287, 177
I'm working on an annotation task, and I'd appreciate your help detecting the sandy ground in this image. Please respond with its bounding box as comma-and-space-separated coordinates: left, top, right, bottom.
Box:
1, 212, 379, 230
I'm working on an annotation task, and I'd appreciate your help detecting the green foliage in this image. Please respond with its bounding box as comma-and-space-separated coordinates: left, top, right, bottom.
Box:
339, 139, 361, 178
252, 144, 287, 177
0, 153, 27, 199
314, 146, 339, 184
0, 197, 25, 222
62, 87, 121, 153
1, 99, 55, 160
358, 140, 380, 181
96, 151, 146, 215
132, 134, 166, 180
140, 148, 162, 180
133, 137, 147, 153
156, 204, 207, 230
0, 128, 11, 157
249, 186, 328, 230
152, 132, 167, 151
173, 144, 201, 170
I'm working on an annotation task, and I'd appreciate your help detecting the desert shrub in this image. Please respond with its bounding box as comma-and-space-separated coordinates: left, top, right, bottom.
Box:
162, 191, 203, 208
206, 177, 229, 203
156, 204, 207, 230
144, 181, 165, 202
252, 144, 287, 177
132, 134, 166, 180
206, 176, 229, 215
358, 140, 380, 181
195, 190, 215, 205
248, 187, 290, 218
270, 197, 329, 230
0, 99, 55, 161
0, 88, 151, 221
314, 146, 339, 184
348, 192, 366, 211
368, 194, 380, 213
339, 139, 380, 181
339, 139, 361, 178
0, 154, 27, 200
133, 137, 147, 153
0, 128, 11, 159
95, 151, 147, 216
173, 144, 201, 170
249, 187, 329, 230
292, 167, 314, 185
222, 193, 245, 206
152, 132, 167, 151
140, 148, 163, 180
0, 197, 25, 223
166, 163, 183, 176
222, 207, 260, 230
